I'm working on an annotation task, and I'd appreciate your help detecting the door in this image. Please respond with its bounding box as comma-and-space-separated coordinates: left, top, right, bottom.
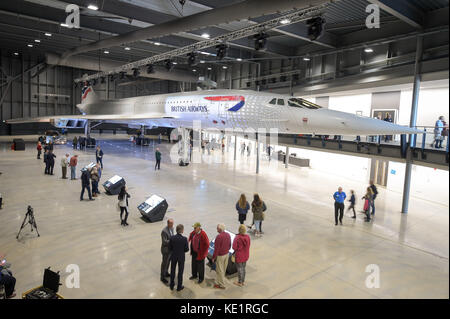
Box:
370, 159, 389, 186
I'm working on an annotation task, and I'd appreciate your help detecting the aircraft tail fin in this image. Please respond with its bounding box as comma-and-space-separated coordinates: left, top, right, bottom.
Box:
81, 84, 99, 104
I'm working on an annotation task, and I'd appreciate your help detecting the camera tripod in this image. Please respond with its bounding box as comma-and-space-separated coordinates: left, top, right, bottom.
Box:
16, 206, 40, 239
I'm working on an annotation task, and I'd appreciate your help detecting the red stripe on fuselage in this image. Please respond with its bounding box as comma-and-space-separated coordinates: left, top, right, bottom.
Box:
204, 96, 244, 102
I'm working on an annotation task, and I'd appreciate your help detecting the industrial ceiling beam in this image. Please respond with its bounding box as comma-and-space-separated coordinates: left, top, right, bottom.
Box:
59, 0, 332, 62
74, 4, 329, 82
367, 0, 423, 29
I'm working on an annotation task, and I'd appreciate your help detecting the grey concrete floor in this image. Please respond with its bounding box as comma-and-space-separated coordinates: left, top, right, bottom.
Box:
0, 134, 448, 299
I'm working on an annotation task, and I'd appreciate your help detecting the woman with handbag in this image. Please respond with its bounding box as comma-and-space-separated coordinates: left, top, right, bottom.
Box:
251, 194, 267, 237
235, 194, 250, 225
232, 225, 251, 287
118, 186, 131, 226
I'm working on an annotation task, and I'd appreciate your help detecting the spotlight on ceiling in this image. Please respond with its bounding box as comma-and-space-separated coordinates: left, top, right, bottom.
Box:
303, 57, 311, 61
154, 42, 161, 46
124, 47, 131, 51
280, 19, 291, 25
306, 16, 325, 41
60, 23, 69, 28
164, 59, 175, 71
14, 52, 19, 56
207, 67, 212, 70
187, 52, 197, 66
236, 58, 242, 62
87, 4, 99, 10
44, 32, 52, 37
132, 68, 140, 78
104, 50, 109, 54
253, 32, 268, 51
201, 33, 210, 39
34, 39, 41, 43
146, 64, 154, 74
216, 44, 228, 60
27, 44, 33, 48
222, 66, 228, 69
364, 48, 374, 53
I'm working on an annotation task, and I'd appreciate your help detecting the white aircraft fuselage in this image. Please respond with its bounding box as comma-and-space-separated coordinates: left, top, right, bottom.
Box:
75, 88, 420, 136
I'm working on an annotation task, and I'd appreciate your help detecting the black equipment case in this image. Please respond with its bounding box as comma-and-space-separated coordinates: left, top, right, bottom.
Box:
13, 138, 25, 151
138, 195, 168, 222
23, 267, 63, 299
103, 175, 126, 195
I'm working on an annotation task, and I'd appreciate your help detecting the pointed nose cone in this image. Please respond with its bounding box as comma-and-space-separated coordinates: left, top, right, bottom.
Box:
353, 116, 423, 135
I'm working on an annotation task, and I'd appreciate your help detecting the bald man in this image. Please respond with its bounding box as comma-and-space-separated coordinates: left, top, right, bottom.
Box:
160, 218, 175, 284
333, 187, 346, 226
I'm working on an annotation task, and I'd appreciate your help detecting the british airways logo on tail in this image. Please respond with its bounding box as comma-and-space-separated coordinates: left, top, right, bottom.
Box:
204, 96, 245, 112
81, 86, 92, 100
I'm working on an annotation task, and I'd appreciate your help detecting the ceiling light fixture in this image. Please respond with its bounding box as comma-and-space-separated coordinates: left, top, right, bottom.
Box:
154, 42, 161, 46
124, 47, 131, 51
104, 50, 109, 54
280, 19, 291, 24
34, 39, 41, 43
236, 58, 242, 61
87, 4, 99, 10
201, 33, 210, 39
200, 60, 205, 64
44, 33, 52, 37
222, 66, 228, 69
60, 23, 69, 28
364, 48, 374, 53
303, 57, 310, 61
14, 52, 19, 56
207, 67, 212, 70
27, 44, 33, 48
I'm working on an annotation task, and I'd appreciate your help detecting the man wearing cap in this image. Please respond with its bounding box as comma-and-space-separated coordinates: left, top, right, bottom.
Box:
188, 222, 209, 284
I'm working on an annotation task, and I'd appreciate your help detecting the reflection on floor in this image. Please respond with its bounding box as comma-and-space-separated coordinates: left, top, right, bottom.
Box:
0, 134, 448, 299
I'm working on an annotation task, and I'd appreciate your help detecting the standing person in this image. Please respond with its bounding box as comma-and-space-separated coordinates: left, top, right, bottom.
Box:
333, 187, 346, 226
36, 141, 42, 159
155, 148, 162, 170
247, 143, 252, 156
158, 133, 162, 144
0, 192, 3, 209
347, 190, 356, 219
383, 113, 393, 142
160, 218, 175, 284
118, 186, 130, 226
251, 194, 267, 237
369, 180, 378, 216
188, 222, 209, 284
240, 142, 246, 156
69, 155, 78, 180
169, 224, 189, 291
43, 150, 49, 175
212, 224, 231, 289
72, 136, 78, 150
235, 194, 250, 225
206, 141, 211, 155
95, 146, 104, 169
80, 169, 94, 201
362, 187, 374, 222
47, 150, 56, 175
0, 257, 16, 299
232, 225, 251, 287
434, 116, 445, 148
61, 154, 69, 179
221, 140, 225, 154
90, 166, 100, 197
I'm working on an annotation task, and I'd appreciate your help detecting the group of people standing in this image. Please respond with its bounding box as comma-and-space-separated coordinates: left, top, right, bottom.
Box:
160, 220, 251, 292
333, 180, 378, 225
433, 116, 448, 149
240, 142, 252, 156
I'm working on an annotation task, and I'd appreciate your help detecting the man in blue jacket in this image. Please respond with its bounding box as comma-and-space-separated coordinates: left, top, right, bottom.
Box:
333, 187, 346, 226
96, 146, 104, 169
169, 224, 189, 292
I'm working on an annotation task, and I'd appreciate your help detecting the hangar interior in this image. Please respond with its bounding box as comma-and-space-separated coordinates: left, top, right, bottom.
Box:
0, 0, 448, 299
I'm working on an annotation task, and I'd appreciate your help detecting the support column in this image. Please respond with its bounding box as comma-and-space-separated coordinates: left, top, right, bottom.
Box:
234, 135, 237, 161
285, 146, 289, 168
85, 119, 91, 138
401, 35, 423, 214
256, 133, 259, 174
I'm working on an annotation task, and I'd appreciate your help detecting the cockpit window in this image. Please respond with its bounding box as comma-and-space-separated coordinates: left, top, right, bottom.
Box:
288, 98, 321, 109
269, 98, 277, 105
277, 99, 285, 106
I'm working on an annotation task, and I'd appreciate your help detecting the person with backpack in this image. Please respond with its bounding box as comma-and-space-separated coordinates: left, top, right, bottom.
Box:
235, 194, 250, 225
369, 180, 378, 216
118, 186, 130, 226
251, 194, 266, 237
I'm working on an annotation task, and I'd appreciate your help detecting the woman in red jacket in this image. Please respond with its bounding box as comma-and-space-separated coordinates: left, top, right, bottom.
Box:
36, 142, 42, 159
188, 222, 209, 284
232, 224, 251, 287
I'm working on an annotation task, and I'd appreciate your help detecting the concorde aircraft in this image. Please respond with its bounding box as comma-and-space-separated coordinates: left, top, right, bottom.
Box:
7, 85, 421, 136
